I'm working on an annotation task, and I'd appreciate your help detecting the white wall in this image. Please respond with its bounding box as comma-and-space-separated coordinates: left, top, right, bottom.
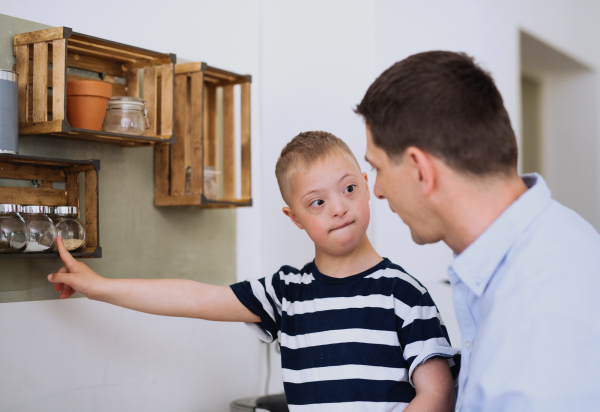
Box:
2, 1, 600, 411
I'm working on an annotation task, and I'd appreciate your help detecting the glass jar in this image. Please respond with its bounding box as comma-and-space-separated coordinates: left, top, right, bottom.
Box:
50, 206, 86, 252
0, 204, 28, 253
102, 96, 149, 135
21, 205, 57, 253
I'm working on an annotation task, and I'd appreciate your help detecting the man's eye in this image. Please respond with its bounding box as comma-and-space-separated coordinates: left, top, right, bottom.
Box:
310, 199, 324, 207
345, 185, 356, 194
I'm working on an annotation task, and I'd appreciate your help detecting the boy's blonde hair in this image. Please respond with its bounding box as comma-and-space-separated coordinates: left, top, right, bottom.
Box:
275, 131, 361, 205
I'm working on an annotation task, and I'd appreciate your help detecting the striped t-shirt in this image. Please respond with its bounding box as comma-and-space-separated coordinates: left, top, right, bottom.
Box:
230, 258, 460, 411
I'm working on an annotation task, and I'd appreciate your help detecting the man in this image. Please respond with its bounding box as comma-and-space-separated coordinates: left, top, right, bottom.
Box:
356, 50, 600, 411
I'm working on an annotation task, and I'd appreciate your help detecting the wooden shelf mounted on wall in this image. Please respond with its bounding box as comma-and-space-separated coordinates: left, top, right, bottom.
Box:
13, 27, 176, 147
154, 63, 252, 207
0, 154, 101, 258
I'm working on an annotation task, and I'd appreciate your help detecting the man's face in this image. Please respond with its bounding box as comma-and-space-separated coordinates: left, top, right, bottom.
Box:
364, 126, 439, 245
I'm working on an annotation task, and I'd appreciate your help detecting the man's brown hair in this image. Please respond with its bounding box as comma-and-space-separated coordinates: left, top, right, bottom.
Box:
275, 131, 360, 205
355, 51, 518, 175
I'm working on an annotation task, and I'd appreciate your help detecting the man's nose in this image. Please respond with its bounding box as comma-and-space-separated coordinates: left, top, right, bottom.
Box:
373, 179, 386, 200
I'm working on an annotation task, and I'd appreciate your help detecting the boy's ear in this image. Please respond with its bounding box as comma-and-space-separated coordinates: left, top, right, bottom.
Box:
282, 206, 305, 230
362, 172, 370, 199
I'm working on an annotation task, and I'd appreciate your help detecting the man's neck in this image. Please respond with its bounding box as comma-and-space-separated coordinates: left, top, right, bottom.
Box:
438, 171, 529, 255
314, 235, 382, 278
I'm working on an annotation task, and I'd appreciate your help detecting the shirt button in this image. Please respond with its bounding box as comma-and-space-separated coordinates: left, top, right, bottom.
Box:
465, 341, 471, 350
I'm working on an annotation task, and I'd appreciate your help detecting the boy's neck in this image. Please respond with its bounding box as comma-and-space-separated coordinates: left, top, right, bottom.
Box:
314, 235, 382, 278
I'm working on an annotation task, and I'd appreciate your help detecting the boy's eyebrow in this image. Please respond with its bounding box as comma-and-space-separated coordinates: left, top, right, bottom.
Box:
300, 173, 357, 201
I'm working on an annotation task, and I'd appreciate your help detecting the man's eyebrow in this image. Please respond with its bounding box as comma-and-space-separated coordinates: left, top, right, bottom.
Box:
364, 155, 374, 165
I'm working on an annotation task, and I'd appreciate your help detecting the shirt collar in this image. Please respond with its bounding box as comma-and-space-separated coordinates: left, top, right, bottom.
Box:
449, 173, 552, 296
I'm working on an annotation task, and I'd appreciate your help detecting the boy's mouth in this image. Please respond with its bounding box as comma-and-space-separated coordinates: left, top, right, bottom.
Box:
330, 220, 354, 232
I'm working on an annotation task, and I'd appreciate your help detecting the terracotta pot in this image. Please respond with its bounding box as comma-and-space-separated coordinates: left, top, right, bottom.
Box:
66, 80, 112, 131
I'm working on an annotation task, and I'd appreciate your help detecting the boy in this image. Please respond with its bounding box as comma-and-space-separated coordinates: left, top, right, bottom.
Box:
49, 131, 459, 411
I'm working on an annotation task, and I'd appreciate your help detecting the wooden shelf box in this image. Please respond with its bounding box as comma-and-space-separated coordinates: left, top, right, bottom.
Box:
154, 63, 252, 207
0, 154, 101, 258
13, 27, 176, 147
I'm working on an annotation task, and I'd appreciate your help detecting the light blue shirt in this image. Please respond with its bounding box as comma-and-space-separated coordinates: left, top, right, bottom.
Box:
449, 174, 600, 412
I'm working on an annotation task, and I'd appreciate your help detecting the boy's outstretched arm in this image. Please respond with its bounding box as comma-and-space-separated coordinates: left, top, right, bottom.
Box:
47, 237, 260, 323
405, 357, 455, 412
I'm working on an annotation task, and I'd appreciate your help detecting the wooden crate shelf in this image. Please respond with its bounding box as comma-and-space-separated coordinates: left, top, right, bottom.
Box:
13, 27, 176, 147
154, 63, 252, 207
0, 154, 101, 258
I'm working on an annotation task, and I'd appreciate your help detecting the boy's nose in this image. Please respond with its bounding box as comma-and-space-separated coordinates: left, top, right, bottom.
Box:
331, 198, 348, 217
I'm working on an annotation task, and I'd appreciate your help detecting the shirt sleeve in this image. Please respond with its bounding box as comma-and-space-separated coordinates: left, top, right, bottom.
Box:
399, 291, 461, 386
230, 273, 282, 343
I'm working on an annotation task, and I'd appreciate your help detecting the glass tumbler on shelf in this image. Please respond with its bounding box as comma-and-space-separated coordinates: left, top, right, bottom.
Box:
50, 206, 86, 252
102, 96, 149, 135
21, 205, 57, 253
0, 204, 28, 253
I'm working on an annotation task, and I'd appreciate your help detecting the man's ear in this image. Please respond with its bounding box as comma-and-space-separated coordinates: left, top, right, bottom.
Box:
404, 146, 436, 197
282, 206, 305, 230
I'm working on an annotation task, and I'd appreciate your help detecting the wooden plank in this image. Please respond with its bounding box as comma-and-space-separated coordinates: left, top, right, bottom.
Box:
65, 172, 80, 208
66, 51, 126, 78
175, 62, 205, 75
142, 66, 157, 136
170, 74, 187, 196
14, 27, 66, 46
160, 63, 173, 137
18, 119, 64, 135
154, 144, 170, 199
84, 169, 98, 248
32, 42, 48, 123
204, 84, 217, 168
221, 85, 235, 200
0, 186, 66, 206
52, 39, 66, 122
240, 81, 252, 199
0, 162, 65, 181
189, 72, 204, 195
125, 68, 139, 97
15, 45, 30, 123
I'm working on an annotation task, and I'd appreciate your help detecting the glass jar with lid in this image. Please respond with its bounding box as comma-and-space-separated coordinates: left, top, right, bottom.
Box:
50, 206, 86, 252
102, 96, 149, 135
0, 204, 28, 253
21, 205, 57, 253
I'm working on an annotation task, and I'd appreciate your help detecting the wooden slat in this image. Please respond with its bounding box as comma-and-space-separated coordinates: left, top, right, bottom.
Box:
175, 62, 205, 75
65, 172, 79, 207
32, 42, 48, 122
125, 68, 139, 97
240, 81, 252, 199
52, 39, 66, 122
154, 144, 170, 199
18, 119, 63, 135
15, 45, 30, 123
170, 74, 187, 196
0, 162, 65, 181
69, 33, 168, 61
66, 51, 126, 78
142, 66, 157, 136
189, 72, 204, 195
221, 85, 235, 200
84, 169, 98, 248
0, 186, 66, 206
14, 27, 66, 46
204, 84, 217, 168
160, 63, 173, 136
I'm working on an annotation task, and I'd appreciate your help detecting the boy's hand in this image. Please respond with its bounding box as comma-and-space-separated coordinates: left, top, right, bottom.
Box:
48, 236, 104, 300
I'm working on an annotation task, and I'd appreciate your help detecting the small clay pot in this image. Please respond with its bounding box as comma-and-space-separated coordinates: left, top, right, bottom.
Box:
67, 80, 112, 131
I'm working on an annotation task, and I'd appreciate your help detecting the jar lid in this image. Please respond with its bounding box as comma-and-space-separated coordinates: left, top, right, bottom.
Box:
0, 204, 20, 213
0, 70, 18, 82
53, 206, 78, 216
107, 96, 146, 111
21, 205, 51, 214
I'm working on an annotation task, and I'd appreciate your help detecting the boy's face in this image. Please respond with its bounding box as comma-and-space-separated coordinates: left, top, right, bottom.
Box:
283, 152, 371, 258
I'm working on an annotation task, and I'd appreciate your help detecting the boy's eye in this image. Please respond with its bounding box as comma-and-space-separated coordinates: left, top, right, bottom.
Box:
310, 199, 324, 207
345, 185, 356, 194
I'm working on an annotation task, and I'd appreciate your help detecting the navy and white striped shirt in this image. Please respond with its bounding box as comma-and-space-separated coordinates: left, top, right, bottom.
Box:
231, 258, 460, 411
